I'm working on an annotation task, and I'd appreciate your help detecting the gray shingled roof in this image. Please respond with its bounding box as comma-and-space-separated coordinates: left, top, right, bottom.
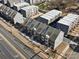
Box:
49, 27, 60, 42
36, 23, 48, 34
25, 19, 61, 41
42, 26, 61, 42
0, 4, 17, 18
29, 20, 40, 30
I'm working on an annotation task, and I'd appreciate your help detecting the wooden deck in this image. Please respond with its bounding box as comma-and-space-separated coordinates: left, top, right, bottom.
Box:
68, 22, 79, 37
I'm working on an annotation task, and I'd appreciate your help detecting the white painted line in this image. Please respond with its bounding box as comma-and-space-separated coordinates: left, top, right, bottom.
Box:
0, 33, 26, 59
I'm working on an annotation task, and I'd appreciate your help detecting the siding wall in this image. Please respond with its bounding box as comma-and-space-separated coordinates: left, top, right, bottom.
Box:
54, 31, 64, 49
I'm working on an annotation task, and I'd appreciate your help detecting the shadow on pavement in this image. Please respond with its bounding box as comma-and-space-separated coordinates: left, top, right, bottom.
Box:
70, 44, 79, 53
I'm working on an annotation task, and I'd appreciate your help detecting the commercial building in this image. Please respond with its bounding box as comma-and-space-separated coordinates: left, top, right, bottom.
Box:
56, 13, 79, 34
0, 3, 24, 24
20, 5, 39, 18
37, 9, 62, 24
7, 0, 25, 7
41, 26, 64, 49
1, 0, 7, 4
22, 19, 64, 49
25, 0, 45, 4
13, 2, 29, 11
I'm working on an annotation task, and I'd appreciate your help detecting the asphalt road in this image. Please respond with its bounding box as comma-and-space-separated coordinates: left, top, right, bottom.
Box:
0, 34, 22, 59
0, 41, 16, 59
69, 52, 79, 59
0, 26, 42, 59
63, 37, 79, 59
